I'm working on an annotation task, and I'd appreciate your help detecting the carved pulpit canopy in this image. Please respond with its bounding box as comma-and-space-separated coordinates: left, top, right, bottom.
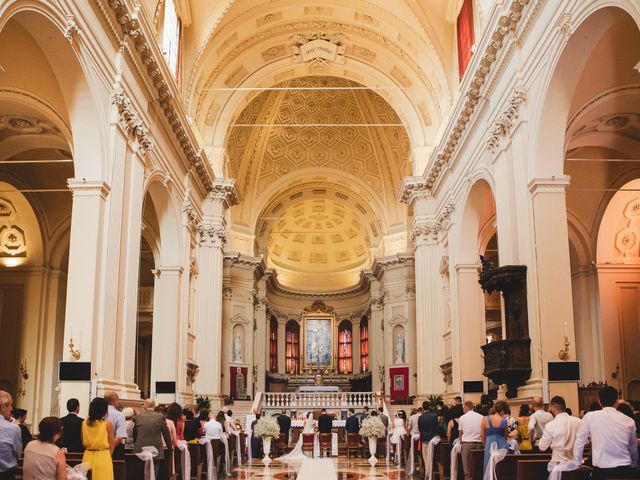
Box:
304, 299, 334, 315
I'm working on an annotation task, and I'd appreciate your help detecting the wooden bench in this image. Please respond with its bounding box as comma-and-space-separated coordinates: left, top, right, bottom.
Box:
516, 459, 549, 480
494, 453, 551, 480
470, 449, 485, 480
561, 467, 594, 479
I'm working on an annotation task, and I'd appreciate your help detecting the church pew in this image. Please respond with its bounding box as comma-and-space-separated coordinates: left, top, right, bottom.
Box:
470, 449, 485, 480
561, 467, 594, 480
516, 459, 549, 480
494, 453, 551, 480
113, 459, 125, 480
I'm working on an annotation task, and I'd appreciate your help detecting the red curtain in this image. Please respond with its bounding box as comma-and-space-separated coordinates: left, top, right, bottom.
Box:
457, 0, 475, 79
389, 366, 409, 402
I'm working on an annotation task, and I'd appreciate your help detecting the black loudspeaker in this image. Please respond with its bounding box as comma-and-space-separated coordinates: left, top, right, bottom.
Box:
59, 362, 91, 381
463, 381, 484, 393
548, 362, 581, 382
156, 381, 176, 394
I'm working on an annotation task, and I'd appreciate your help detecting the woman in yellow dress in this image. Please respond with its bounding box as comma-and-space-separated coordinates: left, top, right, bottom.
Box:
82, 397, 116, 480
516, 404, 532, 451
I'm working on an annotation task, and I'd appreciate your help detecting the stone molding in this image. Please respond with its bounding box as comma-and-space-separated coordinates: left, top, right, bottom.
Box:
397, 176, 431, 205
223, 253, 266, 278
182, 196, 199, 226
196, 223, 226, 248
66, 179, 111, 199
486, 85, 527, 153
111, 89, 153, 156
63, 15, 79, 44
528, 176, 571, 196
371, 254, 415, 278
263, 268, 372, 300
208, 178, 240, 207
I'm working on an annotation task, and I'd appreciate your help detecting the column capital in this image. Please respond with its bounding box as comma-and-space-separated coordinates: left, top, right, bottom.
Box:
528, 175, 571, 196
66, 179, 111, 199
411, 218, 439, 246
196, 222, 226, 248
156, 266, 184, 276
397, 176, 432, 206
207, 178, 240, 208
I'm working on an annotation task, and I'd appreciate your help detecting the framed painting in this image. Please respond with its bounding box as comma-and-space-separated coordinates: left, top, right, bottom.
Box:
302, 314, 334, 369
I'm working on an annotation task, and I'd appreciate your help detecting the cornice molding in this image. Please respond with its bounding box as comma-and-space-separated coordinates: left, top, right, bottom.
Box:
224, 253, 266, 278
397, 176, 431, 205
371, 253, 415, 278
66, 179, 111, 199
528, 175, 571, 196
264, 269, 371, 300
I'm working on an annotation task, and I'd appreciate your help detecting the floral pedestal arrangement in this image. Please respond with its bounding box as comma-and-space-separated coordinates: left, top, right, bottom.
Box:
359, 417, 386, 466
253, 416, 281, 465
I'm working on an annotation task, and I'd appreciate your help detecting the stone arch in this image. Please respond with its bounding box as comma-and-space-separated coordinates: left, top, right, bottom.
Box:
455, 178, 497, 265
143, 176, 183, 267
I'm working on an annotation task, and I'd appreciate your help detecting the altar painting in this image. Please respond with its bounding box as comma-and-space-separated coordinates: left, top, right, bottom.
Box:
303, 316, 334, 369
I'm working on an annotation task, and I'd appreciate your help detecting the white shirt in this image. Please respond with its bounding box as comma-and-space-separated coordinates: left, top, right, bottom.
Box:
204, 420, 224, 439
528, 409, 553, 446
458, 410, 483, 443
573, 407, 638, 469
409, 413, 421, 435
245, 413, 256, 433
107, 405, 127, 441
538, 413, 582, 467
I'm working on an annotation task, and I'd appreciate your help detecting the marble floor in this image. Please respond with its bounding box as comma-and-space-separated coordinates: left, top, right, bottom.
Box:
231, 458, 410, 479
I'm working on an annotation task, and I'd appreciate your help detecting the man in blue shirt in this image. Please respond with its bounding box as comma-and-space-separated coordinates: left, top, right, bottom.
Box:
0, 391, 21, 480
105, 391, 127, 459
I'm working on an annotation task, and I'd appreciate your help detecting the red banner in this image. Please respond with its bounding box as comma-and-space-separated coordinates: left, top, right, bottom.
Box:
230, 366, 248, 400
389, 366, 409, 402
457, 0, 475, 79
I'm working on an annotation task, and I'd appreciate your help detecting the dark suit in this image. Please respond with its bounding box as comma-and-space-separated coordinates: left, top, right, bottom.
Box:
183, 419, 200, 441
133, 411, 172, 460
58, 413, 85, 453
418, 411, 438, 443
345, 415, 360, 434
276, 414, 291, 444
318, 414, 333, 434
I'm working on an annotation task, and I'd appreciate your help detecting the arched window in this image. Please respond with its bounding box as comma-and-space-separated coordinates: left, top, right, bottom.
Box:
285, 321, 300, 374
161, 0, 182, 81
269, 316, 278, 372
338, 320, 353, 374
360, 316, 369, 372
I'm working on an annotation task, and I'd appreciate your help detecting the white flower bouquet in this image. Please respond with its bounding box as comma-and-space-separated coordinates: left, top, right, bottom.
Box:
253, 416, 281, 439
359, 417, 386, 438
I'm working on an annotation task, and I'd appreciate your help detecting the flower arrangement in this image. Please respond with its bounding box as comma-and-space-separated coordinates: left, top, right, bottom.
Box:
359, 417, 386, 438
253, 416, 281, 439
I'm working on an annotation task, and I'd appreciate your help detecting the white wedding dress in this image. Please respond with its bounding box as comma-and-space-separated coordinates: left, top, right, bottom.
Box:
278, 413, 315, 460
390, 416, 407, 445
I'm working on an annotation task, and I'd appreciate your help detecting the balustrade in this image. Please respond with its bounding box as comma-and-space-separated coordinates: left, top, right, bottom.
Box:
261, 391, 376, 411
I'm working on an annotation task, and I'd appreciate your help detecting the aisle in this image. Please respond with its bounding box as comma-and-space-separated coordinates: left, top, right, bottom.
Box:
297, 458, 337, 480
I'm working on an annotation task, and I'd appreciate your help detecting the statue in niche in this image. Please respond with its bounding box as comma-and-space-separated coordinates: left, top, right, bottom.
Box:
232, 332, 242, 363
395, 332, 405, 364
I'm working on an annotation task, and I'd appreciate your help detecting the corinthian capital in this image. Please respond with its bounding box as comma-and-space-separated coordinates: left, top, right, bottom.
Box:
208, 179, 240, 208
397, 176, 431, 206
196, 223, 226, 247
411, 220, 439, 245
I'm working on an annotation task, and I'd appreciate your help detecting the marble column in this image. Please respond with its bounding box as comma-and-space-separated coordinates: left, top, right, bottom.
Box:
193, 180, 239, 404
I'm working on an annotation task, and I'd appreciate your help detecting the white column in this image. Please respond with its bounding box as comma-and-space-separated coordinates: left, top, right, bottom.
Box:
193, 180, 238, 404
60, 179, 110, 415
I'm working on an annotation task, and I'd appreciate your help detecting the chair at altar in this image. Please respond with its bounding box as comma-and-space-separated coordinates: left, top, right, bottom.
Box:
346, 433, 363, 459
302, 433, 315, 458
319, 433, 332, 458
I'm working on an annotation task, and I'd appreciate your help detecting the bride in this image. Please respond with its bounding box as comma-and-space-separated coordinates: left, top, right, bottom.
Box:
278, 412, 315, 460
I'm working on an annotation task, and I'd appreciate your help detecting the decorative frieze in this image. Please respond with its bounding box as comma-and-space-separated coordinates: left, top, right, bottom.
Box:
486, 86, 527, 153
111, 89, 153, 155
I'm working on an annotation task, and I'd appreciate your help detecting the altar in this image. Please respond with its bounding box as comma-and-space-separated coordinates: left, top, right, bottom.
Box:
298, 385, 340, 392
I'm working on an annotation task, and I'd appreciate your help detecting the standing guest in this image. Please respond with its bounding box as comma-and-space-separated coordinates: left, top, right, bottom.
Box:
377, 407, 389, 430
122, 408, 135, 449
317, 409, 333, 434
345, 409, 360, 434
22, 416, 67, 480
418, 401, 438, 473
250, 413, 261, 458
618, 403, 634, 420
360, 406, 371, 422
166, 403, 184, 444
133, 399, 172, 477
454, 396, 463, 406
630, 400, 640, 437
277, 410, 291, 444
481, 400, 510, 477
475, 394, 493, 416
516, 404, 532, 452
58, 398, 84, 453
183, 410, 199, 442
588, 401, 602, 413
12, 409, 32, 449
82, 397, 115, 480
104, 391, 126, 460
528, 396, 553, 451
458, 401, 483, 480
446, 405, 463, 443
203, 411, 224, 439
409, 407, 423, 436
573, 386, 638, 479
0, 391, 21, 480
245, 409, 257, 436
538, 396, 581, 472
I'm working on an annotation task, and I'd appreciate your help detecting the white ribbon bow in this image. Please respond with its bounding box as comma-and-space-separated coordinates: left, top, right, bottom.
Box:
66, 462, 91, 480
483, 442, 508, 480
135, 446, 159, 480
175, 440, 191, 480
220, 433, 231, 476
548, 460, 580, 480
406, 433, 420, 476
425, 436, 441, 479
233, 434, 242, 467
450, 438, 462, 480
198, 437, 217, 480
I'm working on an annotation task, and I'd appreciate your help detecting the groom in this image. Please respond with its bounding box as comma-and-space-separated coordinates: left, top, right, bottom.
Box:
277, 410, 292, 445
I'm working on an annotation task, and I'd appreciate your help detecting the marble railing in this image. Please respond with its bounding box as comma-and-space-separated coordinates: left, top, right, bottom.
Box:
262, 391, 376, 410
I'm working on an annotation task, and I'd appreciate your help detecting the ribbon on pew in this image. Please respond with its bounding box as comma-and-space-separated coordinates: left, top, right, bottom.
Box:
232, 433, 242, 467
66, 462, 91, 480
425, 436, 441, 479
220, 433, 231, 476
406, 433, 420, 476
175, 440, 191, 480
483, 443, 508, 480
450, 438, 462, 480
198, 437, 217, 480
548, 460, 580, 480
135, 446, 159, 480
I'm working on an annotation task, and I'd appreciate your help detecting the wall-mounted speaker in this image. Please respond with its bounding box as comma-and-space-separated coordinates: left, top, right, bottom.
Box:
59, 362, 91, 382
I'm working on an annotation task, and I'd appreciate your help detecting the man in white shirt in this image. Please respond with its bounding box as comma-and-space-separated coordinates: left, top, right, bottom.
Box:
528, 396, 553, 450
458, 401, 483, 480
105, 391, 127, 459
409, 407, 423, 435
204, 417, 224, 439
538, 396, 581, 471
573, 386, 638, 479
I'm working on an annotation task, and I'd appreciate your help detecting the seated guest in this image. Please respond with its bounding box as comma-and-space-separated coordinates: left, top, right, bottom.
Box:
59, 398, 84, 453
538, 396, 582, 471
318, 409, 333, 434
12, 408, 32, 449
528, 396, 553, 451
23, 417, 67, 480
197, 409, 210, 437
573, 386, 638, 479
203, 411, 224, 439
183, 410, 200, 442
0, 390, 21, 480
481, 400, 510, 477
345, 409, 360, 434
82, 397, 116, 480
459, 401, 483, 480
122, 407, 135, 449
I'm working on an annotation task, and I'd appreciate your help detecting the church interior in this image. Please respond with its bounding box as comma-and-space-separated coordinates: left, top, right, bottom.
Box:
1, 0, 640, 477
